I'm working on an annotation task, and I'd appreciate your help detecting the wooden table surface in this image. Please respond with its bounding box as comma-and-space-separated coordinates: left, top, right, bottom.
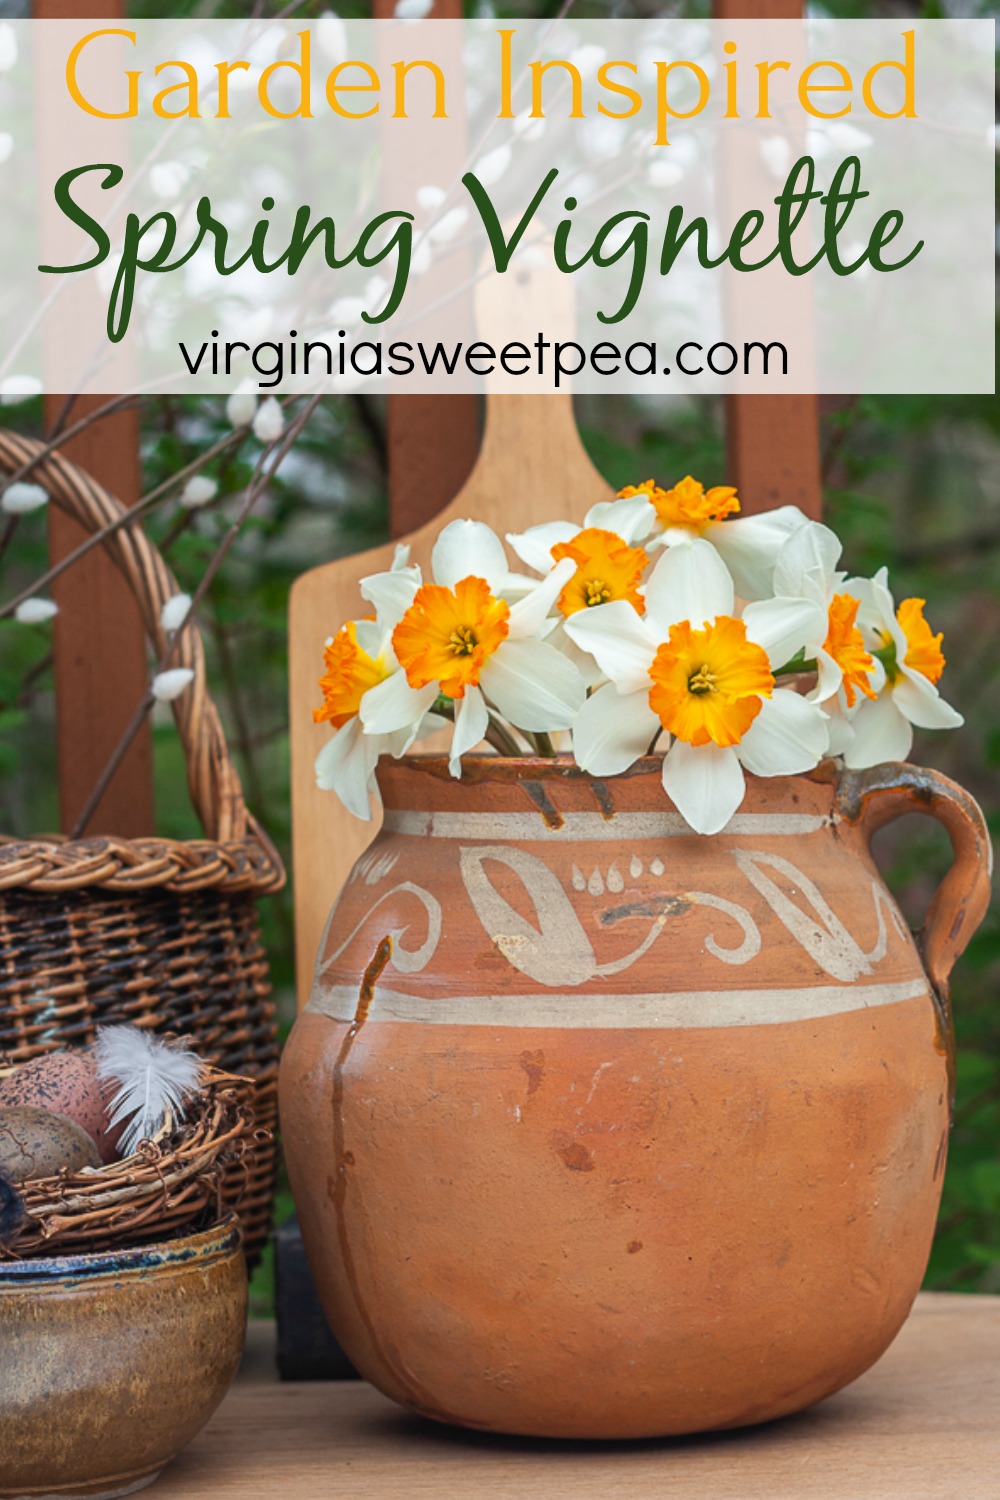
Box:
158, 1294, 1000, 1500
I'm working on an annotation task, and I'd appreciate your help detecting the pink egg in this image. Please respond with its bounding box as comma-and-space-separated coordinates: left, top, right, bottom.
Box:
0, 1052, 120, 1163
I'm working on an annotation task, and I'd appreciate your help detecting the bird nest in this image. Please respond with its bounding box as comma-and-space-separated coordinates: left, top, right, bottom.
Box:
0, 1065, 262, 1260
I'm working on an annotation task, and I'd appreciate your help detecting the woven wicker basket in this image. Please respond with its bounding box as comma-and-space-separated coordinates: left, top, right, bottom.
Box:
0, 1062, 260, 1259
0, 430, 284, 1265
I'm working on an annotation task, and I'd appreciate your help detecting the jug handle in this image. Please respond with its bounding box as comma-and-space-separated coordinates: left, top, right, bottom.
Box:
834, 763, 992, 1014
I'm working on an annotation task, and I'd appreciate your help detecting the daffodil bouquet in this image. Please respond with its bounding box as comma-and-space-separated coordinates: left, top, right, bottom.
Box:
312, 477, 961, 837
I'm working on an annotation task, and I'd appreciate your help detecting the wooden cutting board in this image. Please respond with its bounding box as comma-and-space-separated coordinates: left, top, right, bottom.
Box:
288, 219, 618, 1009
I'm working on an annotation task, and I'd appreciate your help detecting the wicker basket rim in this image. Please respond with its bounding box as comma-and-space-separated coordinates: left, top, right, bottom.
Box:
0, 826, 284, 896
0, 429, 285, 897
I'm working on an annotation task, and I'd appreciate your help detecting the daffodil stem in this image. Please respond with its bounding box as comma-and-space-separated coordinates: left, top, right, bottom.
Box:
485, 715, 523, 759
646, 729, 663, 756
433, 697, 521, 758
532, 732, 556, 757
774, 656, 818, 678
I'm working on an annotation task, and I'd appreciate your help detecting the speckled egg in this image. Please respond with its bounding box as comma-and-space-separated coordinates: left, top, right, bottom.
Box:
0, 1051, 118, 1162
0, 1107, 101, 1184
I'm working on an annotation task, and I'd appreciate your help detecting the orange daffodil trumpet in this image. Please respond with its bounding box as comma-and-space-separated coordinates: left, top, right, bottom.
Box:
564, 540, 829, 835
357, 519, 585, 780
768, 524, 960, 763
837, 567, 961, 766
585, 475, 810, 600
312, 478, 964, 836
313, 547, 445, 819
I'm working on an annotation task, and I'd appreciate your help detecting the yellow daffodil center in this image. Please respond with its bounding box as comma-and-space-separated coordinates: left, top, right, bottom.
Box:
550, 527, 649, 618
824, 593, 877, 709
648, 615, 773, 748
313, 621, 390, 729
618, 475, 740, 533
392, 575, 510, 700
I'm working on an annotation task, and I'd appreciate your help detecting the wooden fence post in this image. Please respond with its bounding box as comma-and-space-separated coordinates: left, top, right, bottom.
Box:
712, 0, 823, 521
33, 0, 154, 837
371, 0, 480, 536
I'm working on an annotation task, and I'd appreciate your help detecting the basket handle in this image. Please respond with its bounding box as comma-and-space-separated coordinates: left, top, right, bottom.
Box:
0, 428, 250, 845
835, 762, 992, 1018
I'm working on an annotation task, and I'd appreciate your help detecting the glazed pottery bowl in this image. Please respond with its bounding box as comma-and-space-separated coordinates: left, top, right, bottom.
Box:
0, 1216, 247, 1499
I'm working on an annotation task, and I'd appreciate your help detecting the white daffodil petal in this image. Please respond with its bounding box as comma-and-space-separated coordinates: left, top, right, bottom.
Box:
709, 506, 809, 600
848, 566, 897, 643
893, 671, 964, 730
351, 620, 384, 659
480, 638, 585, 731
662, 740, 745, 836
360, 671, 437, 734
551, 620, 607, 689
843, 693, 913, 768
315, 718, 378, 819
826, 704, 856, 757
562, 599, 656, 694
413, 710, 448, 741
812, 647, 844, 703
644, 537, 735, 634
772, 520, 842, 598
449, 684, 490, 773
585, 494, 656, 544
432, 519, 508, 591
742, 595, 827, 669
360, 564, 421, 626
736, 691, 828, 778
507, 556, 576, 638
506, 521, 578, 575
571, 683, 659, 775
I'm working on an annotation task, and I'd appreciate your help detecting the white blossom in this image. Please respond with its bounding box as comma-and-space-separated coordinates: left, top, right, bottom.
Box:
152, 668, 195, 702
472, 145, 511, 188
15, 597, 58, 624
316, 12, 348, 63
181, 475, 218, 509
428, 207, 468, 244
330, 296, 365, 327
226, 386, 257, 428
1, 482, 48, 515
149, 161, 189, 200
647, 158, 684, 189
416, 184, 446, 212
0, 375, 42, 406
160, 593, 193, 632
253, 397, 284, 444
760, 135, 791, 180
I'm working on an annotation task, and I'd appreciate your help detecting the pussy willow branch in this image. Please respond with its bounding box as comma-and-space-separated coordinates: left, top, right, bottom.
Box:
67, 395, 323, 839
0, 412, 268, 624
0, 395, 143, 569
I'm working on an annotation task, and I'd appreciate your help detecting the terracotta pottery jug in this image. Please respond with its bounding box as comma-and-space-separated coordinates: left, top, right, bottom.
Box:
280, 755, 990, 1439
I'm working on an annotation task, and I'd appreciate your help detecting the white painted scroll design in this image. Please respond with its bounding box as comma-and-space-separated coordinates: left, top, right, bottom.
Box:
690, 892, 763, 966
459, 845, 764, 986
317, 881, 442, 978
316, 842, 906, 995
732, 849, 904, 983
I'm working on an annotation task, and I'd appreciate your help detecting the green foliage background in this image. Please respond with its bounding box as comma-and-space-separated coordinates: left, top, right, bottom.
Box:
0, 0, 996, 1311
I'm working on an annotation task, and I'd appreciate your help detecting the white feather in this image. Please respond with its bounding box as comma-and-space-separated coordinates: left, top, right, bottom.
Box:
93, 1026, 204, 1156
